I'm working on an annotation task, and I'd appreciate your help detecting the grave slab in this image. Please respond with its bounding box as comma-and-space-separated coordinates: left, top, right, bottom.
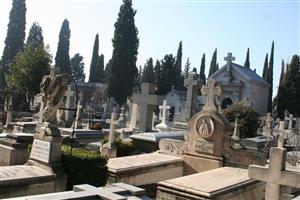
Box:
107, 152, 184, 186
130, 131, 186, 152
157, 167, 264, 200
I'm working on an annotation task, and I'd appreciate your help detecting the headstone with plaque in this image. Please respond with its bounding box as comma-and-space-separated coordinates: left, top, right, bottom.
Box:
184, 79, 231, 173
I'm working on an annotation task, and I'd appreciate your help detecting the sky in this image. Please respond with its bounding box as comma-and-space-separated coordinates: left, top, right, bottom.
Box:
0, 0, 299, 96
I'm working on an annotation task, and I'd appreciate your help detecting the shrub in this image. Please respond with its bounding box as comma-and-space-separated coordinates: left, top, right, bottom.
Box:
101, 136, 135, 157
62, 145, 108, 190
223, 103, 259, 138
91, 122, 102, 130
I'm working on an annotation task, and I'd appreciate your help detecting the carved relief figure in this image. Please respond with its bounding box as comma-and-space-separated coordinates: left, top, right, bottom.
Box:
196, 117, 214, 138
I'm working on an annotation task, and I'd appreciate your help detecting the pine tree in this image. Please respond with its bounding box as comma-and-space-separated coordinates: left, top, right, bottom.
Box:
277, 55, 300, 117
107, 0, 139, 105
55, 19, 71, 74
262, 53, 268, 80
199, 53, 206, 84
244, 48, 250, 69
142, 58, 155, 83
209, 48, 217, 76
70, 53, 85, 81
184, 58, 191, 78
0, 0, 26, 88
89, 34, 99, 82
26, 22, 44, 49
267, 41, 274, 112
7, 44, 51, 103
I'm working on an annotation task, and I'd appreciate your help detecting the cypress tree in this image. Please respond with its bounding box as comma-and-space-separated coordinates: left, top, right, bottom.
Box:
107, 0, 139, 105
267, 41, 274, 112
262, 53, 268, 81
209, 48, 217, 76
279, 60, 285, 87
89, 34, 99, 82
70, 53, 85, 82
26, 22, 44, 49
184, 58, 191, 78
94, 54, 105, 83
0, 0, 26, 88
55, 19, 71, 74
142, 58, 155, 83
199, 53, 206, 84
157, 54, 176, 95
154, 60, 161, 84
277, 55, 300, 117
175, 41, 182, 75
244, 48, 250, 69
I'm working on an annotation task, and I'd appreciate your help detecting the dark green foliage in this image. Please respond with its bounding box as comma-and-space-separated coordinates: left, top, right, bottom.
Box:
199, 53, 206, 84
7, 44, 51, 99
154, 60, 161, 83
174, 41, 184, 89
107, 0, 139, 105
277, 55, 300, 118
26, 22, 43, 49
209, 48, 218, 76
156, 54, 176, 95
279, 60, 285, 87
101, 137, 135, 157
192, 67, 197, 74
142, 58, 155, 83
70, 53, 85, 81
89, 34, 99, 82
267, 41, 274, 112
96, 54, 105, 83
55, 19, 71, 74
184, 58, 191, 78
224, 103, 259, 138
136, 65, 142, 86
115, 138, 135, 157
262, 53, 268, 80
62, 145, 108, 190
244, 48, 250, 69
1, 0, 26, 88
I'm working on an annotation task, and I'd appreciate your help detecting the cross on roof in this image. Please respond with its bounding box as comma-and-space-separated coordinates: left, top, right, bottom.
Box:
249, 147, 300, 200
201, 79, 222, 112
224, 52, 235, 65
106, 109, 118, 147
159, 100, 171, 124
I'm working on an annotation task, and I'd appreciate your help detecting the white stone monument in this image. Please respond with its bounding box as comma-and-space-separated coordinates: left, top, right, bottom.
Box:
133, 82, 164, 132
155, 100, 171, 132
100, 109, 118, 158
184, 73, 202, 120
249, 147, 300, 200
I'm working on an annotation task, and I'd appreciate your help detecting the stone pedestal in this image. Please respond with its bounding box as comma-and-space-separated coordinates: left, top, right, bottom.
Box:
0, 133, 33, 166
0, 123, 67, 198
100, 143, 117, 158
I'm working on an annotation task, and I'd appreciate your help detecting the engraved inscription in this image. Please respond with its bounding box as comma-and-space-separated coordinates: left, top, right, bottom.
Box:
195, 139, 214, 154
30, 139, 51, 163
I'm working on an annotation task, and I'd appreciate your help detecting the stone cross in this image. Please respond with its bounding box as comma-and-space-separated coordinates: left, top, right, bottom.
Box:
201, 79, 222, 112
184, 73, 202, 120
249, 147, 300, 200
74, 93, 83, 129
287, 114, 296, 130
4, 95, 13, 126
133, 82, 164, 132
224, 52, 235, 66
159, 100, 171, 124
106, 108, 118, 148
65, 85, 75, 121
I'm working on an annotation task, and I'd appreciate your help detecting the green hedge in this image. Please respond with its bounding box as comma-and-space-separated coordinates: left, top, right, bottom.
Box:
62, 145, 108, 190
